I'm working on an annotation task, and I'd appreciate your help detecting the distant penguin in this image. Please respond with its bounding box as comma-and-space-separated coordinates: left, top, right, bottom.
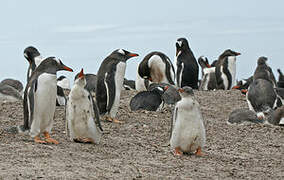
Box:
130, 86, 165, 111
19, 57, 73, 144
123, 78, 135, 90
246, 79, 281, 119
0, 83, 22, 102
56, 85, 66, 106
136, 51, 175, 91
253, 56, 276, 87
170, 86, 206, 156
232, 76, 253, 94
66, 68, 102, 144
135, 69, 150, 91
23, 46, 44, 81
215, 49, 241, 90
269, 106, 284, 126
0, 78, 23, 93
198, 56, 217, 90
227, 108, 263, 125
148, 83, 181, 105
175, 38, 199, 89
96, 49, 139, 123
57, 76, 70, 90
277, 69, 284, 88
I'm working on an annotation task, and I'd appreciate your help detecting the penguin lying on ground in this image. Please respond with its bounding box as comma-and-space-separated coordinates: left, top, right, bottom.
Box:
18, 57, 73, 144
246, 79, 282, 119
277, 69, 284, 88
129, 85, 165, 111
0, 82, 23, 102
198, 56, 217, 90
215, 49, 241, 90
66, 68, 103, 144
253, 56, 276, 87
96, 49, 139, 123
170, 86, 206, 156
175, 38, 199, 89
136, 51, 175, 91
0, 78, 23, 94
227, 108, 263, 125
232, 76, 253, 94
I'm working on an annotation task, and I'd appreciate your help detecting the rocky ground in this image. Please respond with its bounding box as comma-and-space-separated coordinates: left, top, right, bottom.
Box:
0, 89, 283, 179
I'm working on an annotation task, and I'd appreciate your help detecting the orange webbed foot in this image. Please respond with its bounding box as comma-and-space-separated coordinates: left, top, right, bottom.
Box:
34, 136, 47, 144
173, 147, 183, 156
44, 132, 59, 144
106, 117, 122, 123
195, 146, 205, 156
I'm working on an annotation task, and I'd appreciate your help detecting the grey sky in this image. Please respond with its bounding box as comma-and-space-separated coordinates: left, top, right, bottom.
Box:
0, 1, 283, 84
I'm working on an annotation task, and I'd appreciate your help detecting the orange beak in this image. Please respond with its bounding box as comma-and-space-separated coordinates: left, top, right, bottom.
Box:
63, 66, 73, 72
128, 53, 139, 57
164, 86, 169, 91
232, 85, 240, 89
236, 52, 241, 56
78, 68, 84, 78
178, 88, 184, 93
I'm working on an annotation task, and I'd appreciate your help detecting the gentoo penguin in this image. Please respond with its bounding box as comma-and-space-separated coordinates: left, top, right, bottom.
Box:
246, 79, 281, 119
123, 78, 135, 90
232, 76, 253, 94
0, 78, 23, 93
269, 106, 284, 126
277, 69, 284, 88
23, 46, 43, 81
175, 38, 199, 89
19, 57, 73, 144
253, 56, 276, 87
56, 85, 66, 106
96, 49, 139, 123
227, 108, 263, 125
129, 86, 165, 111
170, 86, 206, 156
136, 51, 175, 91
0, 83, 22, 102
74, 73, 97, 97
57, 75, 70, 90
198, 56, 217, 90
66, 68, 102, 144
215, 49, 241, 90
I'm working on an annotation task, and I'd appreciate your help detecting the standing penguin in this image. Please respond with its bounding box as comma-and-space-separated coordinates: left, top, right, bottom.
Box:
253, 56, 277, 87
198, 56, 217, 90
170, 86, 206, 156
19, 57, 73, 144
215, 49, 241, 90
175, 38, 199, 89
96, 49, 139, 123
136, 51, 175, 91
23, 46, 43, 81
57, 75, 71, 90
66, 68, 102, 144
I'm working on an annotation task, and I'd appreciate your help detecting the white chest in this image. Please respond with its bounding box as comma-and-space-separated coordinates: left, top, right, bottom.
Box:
227, 56, 236, 88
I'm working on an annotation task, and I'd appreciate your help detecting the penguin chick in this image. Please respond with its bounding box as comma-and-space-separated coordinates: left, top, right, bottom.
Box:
66, 68, 103, 144
20, 57, 73, 144
170, 86, 206, 156
96, 49, 139, 123
198, 56, 217, 90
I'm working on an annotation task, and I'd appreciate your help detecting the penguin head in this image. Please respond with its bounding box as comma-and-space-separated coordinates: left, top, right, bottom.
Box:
23, 46, 41, 64
178, 86, 194, 97
37, 57, 73, 74
74, 68, 86, 86
198, 56, 211, 69
219, 49, 241, 60
257, 56, 268, 66
57, 75, 67, 81
111, 49, 139, 62
176, 38, 190, 56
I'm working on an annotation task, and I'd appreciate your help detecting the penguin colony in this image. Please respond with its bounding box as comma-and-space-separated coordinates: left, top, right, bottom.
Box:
0, 36, 280, 157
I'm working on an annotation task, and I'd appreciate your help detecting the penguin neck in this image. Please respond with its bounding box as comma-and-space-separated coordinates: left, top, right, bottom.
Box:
70, 84, 87, 100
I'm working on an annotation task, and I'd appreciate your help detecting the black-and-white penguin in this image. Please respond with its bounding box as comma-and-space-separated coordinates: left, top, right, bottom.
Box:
136, 51, 175, 91
0, 82, 22, 102
232, 76, 253, 94
149, 83, 181, 105
23, 46, 43, 81
74, 73, 97, 97
0, 78, 23, 94
253, 56, 276, 87
246, 79, 281, 119
277, 69, 284, 88
129, 85, 165, 111
56, 85, 66, 106
170, 86, 206, 156
198, 56, 217, 90
215, 49, 241, 90
96, 49, 139, 123
66, 68, 103, 144
19, 57, 73, 144
175, 38, 199, 89
57, 75, 70, 90
123, 78, 135, 90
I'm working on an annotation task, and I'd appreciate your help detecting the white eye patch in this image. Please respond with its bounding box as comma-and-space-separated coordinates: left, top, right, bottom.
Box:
118, 49, 125, 55
24, 53, 28, 59
177, 40, 182, 47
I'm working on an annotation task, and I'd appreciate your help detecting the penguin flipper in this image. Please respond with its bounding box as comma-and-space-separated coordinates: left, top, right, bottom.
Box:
170, 106, 178, 140
23, 79, 36, 131
88, 91, 103, 132
105, 67, 116, 112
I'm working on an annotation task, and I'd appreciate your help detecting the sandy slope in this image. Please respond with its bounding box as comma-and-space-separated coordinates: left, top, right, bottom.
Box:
0, 89, 283, 179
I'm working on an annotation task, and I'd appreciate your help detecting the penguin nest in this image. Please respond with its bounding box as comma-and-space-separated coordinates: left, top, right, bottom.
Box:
0, 89, 283, 179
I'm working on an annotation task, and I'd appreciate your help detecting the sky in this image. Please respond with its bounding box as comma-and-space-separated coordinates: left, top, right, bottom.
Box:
0, 0, 284, 85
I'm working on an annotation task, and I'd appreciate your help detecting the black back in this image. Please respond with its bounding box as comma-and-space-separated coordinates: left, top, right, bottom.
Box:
130, 89, 163, 111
